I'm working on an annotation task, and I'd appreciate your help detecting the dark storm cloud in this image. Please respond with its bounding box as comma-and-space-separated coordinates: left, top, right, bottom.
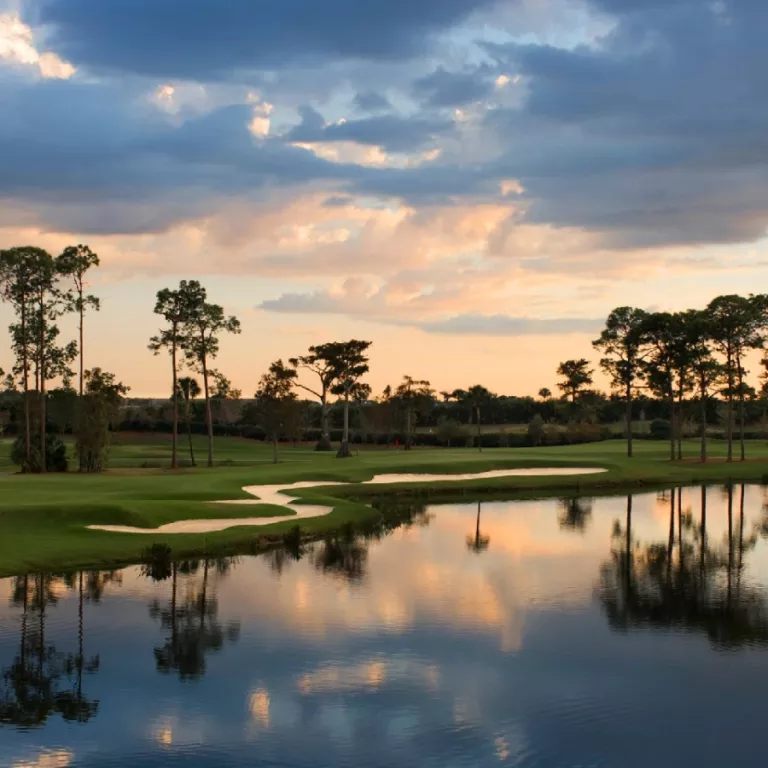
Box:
412, 67, 495, 108
481, 0, 768, 246
284, 106, 455, 152
31, 0, 500, 78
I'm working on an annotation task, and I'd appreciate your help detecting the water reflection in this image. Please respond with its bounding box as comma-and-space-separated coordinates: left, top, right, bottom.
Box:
599, 485, 768, 648
145, 558, 241, 680
2, 486, 768, 767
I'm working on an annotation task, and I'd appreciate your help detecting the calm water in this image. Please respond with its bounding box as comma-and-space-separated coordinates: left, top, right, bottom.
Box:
2, 485, 768, 767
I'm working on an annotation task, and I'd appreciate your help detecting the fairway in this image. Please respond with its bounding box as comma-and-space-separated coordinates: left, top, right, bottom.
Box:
2, 435, 768, 576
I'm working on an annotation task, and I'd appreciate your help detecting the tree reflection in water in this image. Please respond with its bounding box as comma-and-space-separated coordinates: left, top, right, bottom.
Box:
284, 499, 432, 583
1, 572, 107, 728
145, 556, 241, 681
558, 496, 594, 532
599, 485, 768, 649
466, 501, 490, 554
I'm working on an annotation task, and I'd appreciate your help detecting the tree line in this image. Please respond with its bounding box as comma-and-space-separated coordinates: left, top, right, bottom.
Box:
4, 242, 768, 471
557, 296, 768, 462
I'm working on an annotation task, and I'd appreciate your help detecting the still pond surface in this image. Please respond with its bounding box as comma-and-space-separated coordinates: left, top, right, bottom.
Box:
2, 485, 768, 767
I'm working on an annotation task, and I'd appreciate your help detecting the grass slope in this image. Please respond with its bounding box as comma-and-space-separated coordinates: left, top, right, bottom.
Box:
1, 435, 768, 576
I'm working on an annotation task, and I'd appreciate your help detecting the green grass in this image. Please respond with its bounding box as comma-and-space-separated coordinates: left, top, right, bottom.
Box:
1, 434, 768, 576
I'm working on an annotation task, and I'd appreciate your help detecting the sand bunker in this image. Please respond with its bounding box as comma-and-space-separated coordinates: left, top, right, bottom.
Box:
88, 467, 606, 535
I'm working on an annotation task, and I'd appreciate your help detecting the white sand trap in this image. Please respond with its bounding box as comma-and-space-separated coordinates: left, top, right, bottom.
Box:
87, 467, 606, 535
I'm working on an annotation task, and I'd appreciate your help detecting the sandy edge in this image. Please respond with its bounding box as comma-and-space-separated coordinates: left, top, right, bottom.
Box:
87, 467, 607, 535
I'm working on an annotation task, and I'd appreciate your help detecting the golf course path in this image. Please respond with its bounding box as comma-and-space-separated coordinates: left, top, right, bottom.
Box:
88, 467, 607, 535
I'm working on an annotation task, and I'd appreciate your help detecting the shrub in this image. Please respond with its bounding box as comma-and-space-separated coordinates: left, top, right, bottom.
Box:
11, 432, 68, 473
649, 419, 671, 441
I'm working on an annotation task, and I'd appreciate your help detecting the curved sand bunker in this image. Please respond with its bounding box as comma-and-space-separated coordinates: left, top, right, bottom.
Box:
88, 467, 607, 535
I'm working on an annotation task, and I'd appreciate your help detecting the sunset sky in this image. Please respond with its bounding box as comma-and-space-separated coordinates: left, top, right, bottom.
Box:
1, 0, 767, 397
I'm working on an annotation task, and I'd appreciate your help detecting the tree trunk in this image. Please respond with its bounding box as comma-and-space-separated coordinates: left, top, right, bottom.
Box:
316, 393, 332, 451
700, 383, 707, 463
668, 390, 675, 462
21, 293, 31, 465
476, 405, 482, 452
39, 289, 47, 473
171, 336, 178, 470
726, 347, 734, 462
78, 293, 85, 472
201, 353, 213, 468
737, 353, 746, 462
186, 400, 196, 466
405, 407, 413, 450
625, 383, 633, 458
676, 392, 683, 461
78, 290, 84, 398
273, 436, 278, 464
336, 390, 351, 458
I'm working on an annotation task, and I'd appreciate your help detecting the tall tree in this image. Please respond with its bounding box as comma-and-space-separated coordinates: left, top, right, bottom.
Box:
254, 359, 298, 464
328, 340, 372, 458
149, 287, 186, 469
556, 359, 594, 404
177, 376, 201, 466
289, 343, 347, 451
593, 307, 648, 458
0, 247, 41, 465
538, 387, 552, 400
641, 312, 686, 461
394, 375, 434, 449
706, 295, 766, 462
179, 281, 241, 468
686, 312, 723, 463
56, 245, 100, 398
27, 249, 66, 472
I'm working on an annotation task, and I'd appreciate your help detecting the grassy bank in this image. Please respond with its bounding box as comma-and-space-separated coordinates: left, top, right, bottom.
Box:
1, 436, 768, 576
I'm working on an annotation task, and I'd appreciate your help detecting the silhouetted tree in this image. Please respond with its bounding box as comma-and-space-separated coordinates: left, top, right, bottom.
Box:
593, 307, 648, 457
556, 359, 594, 404
179, 281, 241, 467
149, 287, 187, 469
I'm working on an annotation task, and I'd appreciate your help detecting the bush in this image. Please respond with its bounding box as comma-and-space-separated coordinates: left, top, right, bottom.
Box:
527, 414, 545, 446
649, 419, 671, 441
11, 432, 68, 473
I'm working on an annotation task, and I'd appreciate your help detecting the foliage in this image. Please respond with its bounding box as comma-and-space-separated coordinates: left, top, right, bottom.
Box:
253, 359, 298, 463
11, 429, 68, 473
77, 368, 130, 473
649, 419, 672, 441
557, 359, 594, 403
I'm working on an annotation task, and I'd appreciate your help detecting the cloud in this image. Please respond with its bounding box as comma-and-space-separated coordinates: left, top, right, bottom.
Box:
285, 107, 455, 152
32, 0, 500, 78
0, 12, 74, 78
412, 66, 496, 108
481, 0, 768, 246
416, 314, 603, 336
353, 91, 393, 113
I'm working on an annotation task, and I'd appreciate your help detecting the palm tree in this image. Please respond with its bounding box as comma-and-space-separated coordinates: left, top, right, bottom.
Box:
178, 377, 201, 467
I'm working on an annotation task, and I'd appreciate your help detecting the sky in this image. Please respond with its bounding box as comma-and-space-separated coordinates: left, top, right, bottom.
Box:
1, 0, 768, 397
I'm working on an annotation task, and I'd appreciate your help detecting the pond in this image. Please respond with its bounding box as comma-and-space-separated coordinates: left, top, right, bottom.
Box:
2, 484, 768, 767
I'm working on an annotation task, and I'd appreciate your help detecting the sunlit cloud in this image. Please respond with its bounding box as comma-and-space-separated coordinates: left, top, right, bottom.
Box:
0, 13, 74, 78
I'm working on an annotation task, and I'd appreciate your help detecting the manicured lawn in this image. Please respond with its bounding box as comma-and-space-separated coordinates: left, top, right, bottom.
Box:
1, 435, 768, 576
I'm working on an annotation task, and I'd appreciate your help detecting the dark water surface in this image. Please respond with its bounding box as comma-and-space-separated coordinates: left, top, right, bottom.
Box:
2, 485, 768, 767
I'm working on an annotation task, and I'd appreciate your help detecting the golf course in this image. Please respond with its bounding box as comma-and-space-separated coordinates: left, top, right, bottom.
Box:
2, 433, 768, 576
